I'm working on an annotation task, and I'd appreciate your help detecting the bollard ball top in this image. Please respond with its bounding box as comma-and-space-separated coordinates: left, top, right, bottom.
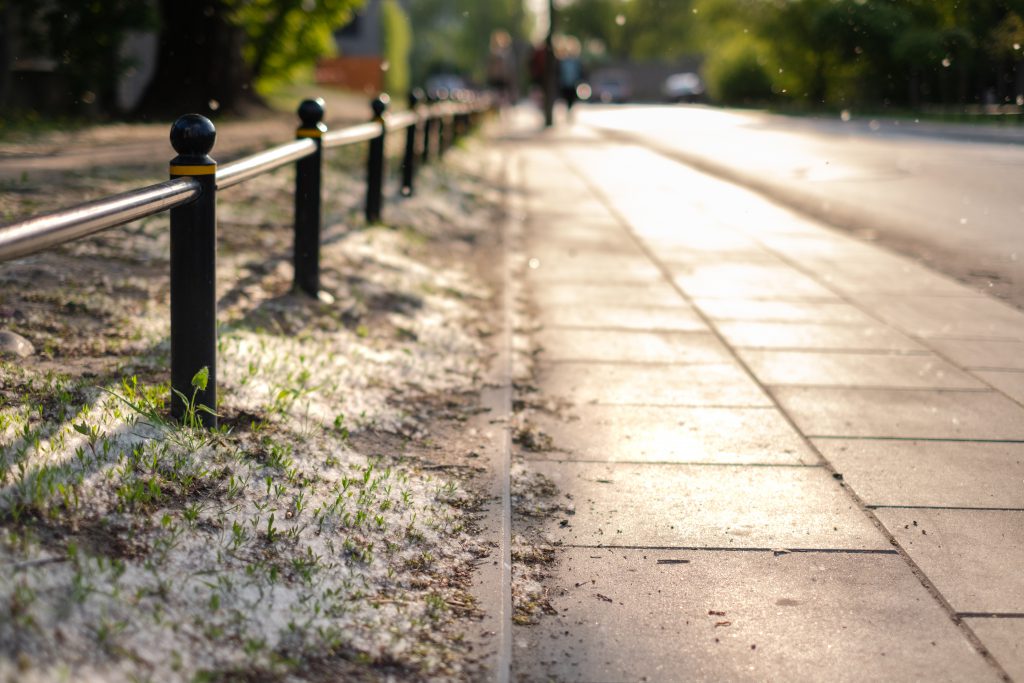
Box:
298, 98, 325, 127
409, 88, 425, 107
371, 93, 390, 118
170, 114, 216, 157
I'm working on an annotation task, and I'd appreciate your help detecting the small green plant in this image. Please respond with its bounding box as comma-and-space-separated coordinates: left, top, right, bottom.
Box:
174, 367, 218, 431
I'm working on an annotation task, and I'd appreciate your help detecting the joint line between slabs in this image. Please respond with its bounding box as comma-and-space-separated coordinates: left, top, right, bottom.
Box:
868, 505, 1024, 512
958, 612, 1024, 619
524, 457, 823, 468
564, 544, 899, 555
807, 435, 1024, 444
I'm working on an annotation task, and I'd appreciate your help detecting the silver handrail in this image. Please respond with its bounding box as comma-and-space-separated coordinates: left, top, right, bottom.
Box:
0, 178, 200, 263
217, 138, 317, 190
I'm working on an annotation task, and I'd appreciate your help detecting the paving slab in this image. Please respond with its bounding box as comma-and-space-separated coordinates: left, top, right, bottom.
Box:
774, 387, 1024, 439
537, 304, 707, 332
853, 294, 1024, 340
644, 232, 766, 254
535, 329, 730, 364
525, 404, 817, 465
694, 298, 878, 326
671, 263, 838, 300
973, 370, 1024, 405
740, 350, 985, 389
817, 258, 970, 296
964, 618, 1024, 682
927, 338, 1024, 371
523, 252, 662, 283
814, 439, 1024, 508
530, 282, 684, 308
752, 233, 890, 260
875, 508, 1024, 613
528, 460, 887, 549
537, 361, 771, 407
717, 321, 926, 352
512, 549, 998, 683
526, 232, 639, 254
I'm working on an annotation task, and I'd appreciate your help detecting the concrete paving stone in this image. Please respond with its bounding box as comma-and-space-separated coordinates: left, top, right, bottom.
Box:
528, 460, 887, 549
639, 231, 765, 254
875, 509, 1024, 613
774, 387, 1024, 439
672, 263, 838, 300
530, 282, 684, 308
537, 362, 771, 407
526, 231, 638, 254
525, 215, 623, 235
524, 254, 662, 283
927, 338, 1024, 370
740, 350, 985, 389
818, 259, 970, 296
853, 294, 1024, 340
752, 233, 891, 260
658, 250, 785, 268
513, 549, 998, 683
717, 321, 926, 352
814, 439, 1024, 508
694, 298, 878, 325
964, 618, 1024, 682
535, 329, 730, 364
538, 304, 708, 332
525, 404, 817, 465
974, 370, 1024, 405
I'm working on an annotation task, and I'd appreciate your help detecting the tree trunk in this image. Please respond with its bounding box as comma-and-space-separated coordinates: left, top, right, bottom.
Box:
133, 0, 264, 120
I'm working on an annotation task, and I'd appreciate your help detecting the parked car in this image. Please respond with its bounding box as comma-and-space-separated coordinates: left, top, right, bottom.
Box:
662, 72, 705, 103
589, 70, 633, 103
424, 73, 468, 101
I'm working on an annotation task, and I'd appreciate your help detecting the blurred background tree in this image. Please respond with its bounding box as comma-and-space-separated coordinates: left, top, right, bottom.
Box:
135, 0, 365, 118
555, 0, 1024, 110
407, 0, 528, 86
381, 0, 412, 96
0, 0, 366, 120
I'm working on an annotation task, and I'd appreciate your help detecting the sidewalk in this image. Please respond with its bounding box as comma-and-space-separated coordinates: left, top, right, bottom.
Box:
494, 115, 1024, 681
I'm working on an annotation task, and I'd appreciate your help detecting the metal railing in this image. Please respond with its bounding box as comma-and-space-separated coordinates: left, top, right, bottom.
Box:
0, 91, 492, 427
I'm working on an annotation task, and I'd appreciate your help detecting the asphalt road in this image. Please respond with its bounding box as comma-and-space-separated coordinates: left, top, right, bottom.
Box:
575, 104, 1024, 308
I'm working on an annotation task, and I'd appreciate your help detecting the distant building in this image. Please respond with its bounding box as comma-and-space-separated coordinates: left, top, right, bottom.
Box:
317, 0, 403, 94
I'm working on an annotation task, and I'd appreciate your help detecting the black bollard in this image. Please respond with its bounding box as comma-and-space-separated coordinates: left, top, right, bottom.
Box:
169, 114, 218, 428
365, 94, 389, 223
401, 89, 422, 197
294, 98, 326, 297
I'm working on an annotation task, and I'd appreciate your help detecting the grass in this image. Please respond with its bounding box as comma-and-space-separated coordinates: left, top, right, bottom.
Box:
0, 139, 496, 681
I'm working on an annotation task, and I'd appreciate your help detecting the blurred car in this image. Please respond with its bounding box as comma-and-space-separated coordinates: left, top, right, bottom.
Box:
588, 70, 633, 103
424, 73, 468, 101
662, 72, 705, 103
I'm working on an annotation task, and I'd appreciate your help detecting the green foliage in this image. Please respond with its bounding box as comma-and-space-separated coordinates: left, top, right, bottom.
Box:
693, 0, 1024, 108
233, 0, 364, 91
381, 0, 412, 97
408, 0, 528, 85
560, 0, 698, 63
702, 36, 774, 105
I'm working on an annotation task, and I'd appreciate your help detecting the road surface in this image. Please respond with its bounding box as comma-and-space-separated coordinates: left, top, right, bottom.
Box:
576, 104, 1024, 308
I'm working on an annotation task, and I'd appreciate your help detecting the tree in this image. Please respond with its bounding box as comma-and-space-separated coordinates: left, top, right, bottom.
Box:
381, 0, 412, 97
134, 0, 363, 119
407, 0, 528, 86
4, 0, 155, 116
